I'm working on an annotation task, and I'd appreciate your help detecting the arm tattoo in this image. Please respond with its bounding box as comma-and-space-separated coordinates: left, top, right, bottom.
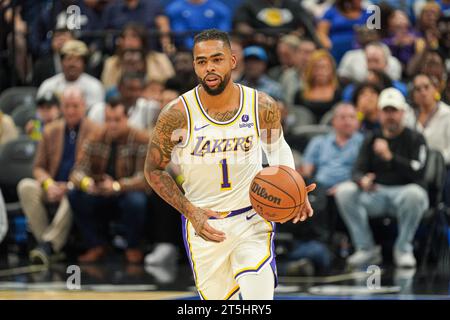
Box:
145, 101, 195, 217
258, 92, 282, 144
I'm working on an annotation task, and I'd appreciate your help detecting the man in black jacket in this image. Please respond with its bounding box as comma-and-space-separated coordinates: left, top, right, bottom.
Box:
335, 88, 429, 268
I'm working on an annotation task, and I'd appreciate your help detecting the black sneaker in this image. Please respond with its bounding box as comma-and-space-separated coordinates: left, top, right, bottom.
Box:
29, 242, 54, 265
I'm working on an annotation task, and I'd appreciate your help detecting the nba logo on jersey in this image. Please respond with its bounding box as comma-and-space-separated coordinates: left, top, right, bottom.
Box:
239, 114, 254, 129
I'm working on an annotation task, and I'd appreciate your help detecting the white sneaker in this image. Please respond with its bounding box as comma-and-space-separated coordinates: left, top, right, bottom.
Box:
347, 246, 382, 267
393, 250, 416, 268
144, 243, 178, 266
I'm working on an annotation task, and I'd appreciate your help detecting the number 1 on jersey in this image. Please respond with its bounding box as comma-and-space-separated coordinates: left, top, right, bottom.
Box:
220, 158, 232, 190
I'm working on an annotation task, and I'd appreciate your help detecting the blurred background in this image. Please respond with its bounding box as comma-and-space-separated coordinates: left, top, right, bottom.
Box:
0, 0, 449, 300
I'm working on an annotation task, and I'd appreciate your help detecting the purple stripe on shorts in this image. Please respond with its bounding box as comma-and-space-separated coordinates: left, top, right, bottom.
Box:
181, 216, 196, 282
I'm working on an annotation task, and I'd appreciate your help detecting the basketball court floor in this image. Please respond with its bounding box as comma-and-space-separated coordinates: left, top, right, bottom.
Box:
0, 253, 449, 300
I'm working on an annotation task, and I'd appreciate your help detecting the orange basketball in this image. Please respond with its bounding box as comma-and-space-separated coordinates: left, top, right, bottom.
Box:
249, 165, 306, 223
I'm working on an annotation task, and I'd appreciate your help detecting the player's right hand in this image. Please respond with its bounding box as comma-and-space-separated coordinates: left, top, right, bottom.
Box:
188, 207, 226, 243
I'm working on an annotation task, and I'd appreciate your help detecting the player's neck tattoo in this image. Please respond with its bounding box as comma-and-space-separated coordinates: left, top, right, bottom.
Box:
206, 107, 240, 122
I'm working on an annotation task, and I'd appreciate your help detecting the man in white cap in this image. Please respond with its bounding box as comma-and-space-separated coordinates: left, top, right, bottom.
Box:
334, 87, 429, 268
37, 40, 105, 111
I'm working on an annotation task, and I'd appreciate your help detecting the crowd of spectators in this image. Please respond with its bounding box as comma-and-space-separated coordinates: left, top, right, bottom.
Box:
0, 0, 449, 273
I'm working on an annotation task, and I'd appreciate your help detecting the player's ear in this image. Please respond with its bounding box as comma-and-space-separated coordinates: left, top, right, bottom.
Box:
230, 53, 237, 70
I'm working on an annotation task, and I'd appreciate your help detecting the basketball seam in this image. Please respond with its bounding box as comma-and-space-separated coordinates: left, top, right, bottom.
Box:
252, 176, 296, 204
278, 166, 303, 205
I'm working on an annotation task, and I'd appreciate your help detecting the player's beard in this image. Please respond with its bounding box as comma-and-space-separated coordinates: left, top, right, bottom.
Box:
198, 72, 231, 96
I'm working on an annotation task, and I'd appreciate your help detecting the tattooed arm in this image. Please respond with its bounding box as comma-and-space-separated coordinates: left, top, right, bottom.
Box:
258, 92, 316, 223
144, 99, 226, 242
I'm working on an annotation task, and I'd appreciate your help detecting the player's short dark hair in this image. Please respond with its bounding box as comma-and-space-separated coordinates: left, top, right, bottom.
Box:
193, 29, 231, 49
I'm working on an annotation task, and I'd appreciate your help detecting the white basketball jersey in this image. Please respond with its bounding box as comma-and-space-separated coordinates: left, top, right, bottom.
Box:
174, 84, 262, 212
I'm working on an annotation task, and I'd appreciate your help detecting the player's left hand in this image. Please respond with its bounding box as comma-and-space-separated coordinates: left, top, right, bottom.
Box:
293, 183, 316, 224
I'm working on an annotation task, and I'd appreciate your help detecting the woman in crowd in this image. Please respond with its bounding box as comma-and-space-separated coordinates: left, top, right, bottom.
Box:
101, 23, 175, 90
294, 49, 341, 122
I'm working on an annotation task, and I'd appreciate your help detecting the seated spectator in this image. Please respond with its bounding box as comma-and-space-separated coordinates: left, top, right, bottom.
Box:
410, 73, 450, 205
268, 34, 301, 82
280, 38, 317, 106
294, 49, 341, 122
342, 65, 408, 101
288, 103, 363, 274
383, 10, 425, 69
317, 0, 371, 63
142, 80, 165, 104
352, 82, 382, 133
339, 40, 402, 85
165, 50, 198, 94
166, 0, 232, 50
239, 46, 283, 101
37, 40, 105, 111
68, 100, 149, 264
0, 189, 7, 245
301, 102, 363, 207
101, 23, 175, 90
17, 86, 97, 265
411, 73, 450, 162
103, 49, 147, 94
89, 73, 160, 132
102, 0, 172, 53
335, 87, 429, 268
32, 28, 74, 87
161, 78, 183, 108
416, 1, 442, 40
0, 111, 19, 145
408, 49, 447, 93
233, 0, 315, 47
25, 93, 61, 141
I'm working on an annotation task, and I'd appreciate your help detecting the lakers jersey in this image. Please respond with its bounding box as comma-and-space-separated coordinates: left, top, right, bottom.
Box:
174, 84, 262, 212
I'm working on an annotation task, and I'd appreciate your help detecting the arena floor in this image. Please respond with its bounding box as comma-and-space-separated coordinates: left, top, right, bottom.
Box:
0, 255, 449, 300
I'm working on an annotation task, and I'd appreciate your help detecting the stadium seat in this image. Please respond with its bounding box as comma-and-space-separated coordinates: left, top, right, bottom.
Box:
319, 109, 334, 126
287, 105, 317, 131
288, 124, 332, 153
419, 149, 449, 269
0, 87, 37, 115
0, 135, 37, 208
11, 104, 36, 133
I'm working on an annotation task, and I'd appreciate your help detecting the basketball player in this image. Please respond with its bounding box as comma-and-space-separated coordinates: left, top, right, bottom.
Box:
145, 29, 316, 300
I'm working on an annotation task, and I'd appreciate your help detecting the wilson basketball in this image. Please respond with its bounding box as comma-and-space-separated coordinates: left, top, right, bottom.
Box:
249, 165, 306, 223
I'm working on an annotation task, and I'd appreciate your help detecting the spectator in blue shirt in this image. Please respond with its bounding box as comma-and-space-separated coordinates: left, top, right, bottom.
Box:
300, 102, 364, 192
165, 0, 232, 50
317, 0, 371, 64
239, 46, 283, 102
102, 0, 172, 52
279, 103, 363, 276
